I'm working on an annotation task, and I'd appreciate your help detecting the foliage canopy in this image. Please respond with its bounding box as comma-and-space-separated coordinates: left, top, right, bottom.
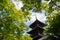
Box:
0, 0, 60, 40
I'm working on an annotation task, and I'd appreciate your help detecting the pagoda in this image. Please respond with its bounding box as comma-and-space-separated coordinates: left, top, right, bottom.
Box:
27, 19, 45, 40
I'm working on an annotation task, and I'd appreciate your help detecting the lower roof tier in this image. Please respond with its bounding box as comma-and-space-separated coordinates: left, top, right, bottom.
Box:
30, 33, 43, 38
27, 27, 44, 34
33, 34, 42, 40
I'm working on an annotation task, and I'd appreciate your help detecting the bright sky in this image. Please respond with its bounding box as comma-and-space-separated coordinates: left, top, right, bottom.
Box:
11, 0, 46, 35
12, 0, 46, 25
11, 0, 23, 10
26, 10, 46, 26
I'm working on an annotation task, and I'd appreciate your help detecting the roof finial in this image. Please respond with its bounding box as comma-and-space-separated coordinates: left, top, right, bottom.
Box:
35, 12, 37, 20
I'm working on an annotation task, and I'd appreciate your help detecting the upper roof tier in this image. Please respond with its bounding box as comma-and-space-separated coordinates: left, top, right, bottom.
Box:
30, 19, 45, 28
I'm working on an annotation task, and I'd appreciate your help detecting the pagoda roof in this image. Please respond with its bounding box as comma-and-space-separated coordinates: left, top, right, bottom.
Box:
33, 34, 43, 40
27, 27, 44, 34
30, 19, 45, 28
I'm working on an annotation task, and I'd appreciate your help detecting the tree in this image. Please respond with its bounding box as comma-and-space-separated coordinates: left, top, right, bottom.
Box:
20, 34, 32, 40
0, 0, 31, 40
44, 0, 60, 39
22, 0, 41, 12
22, 0, 60, 40
0, 0, 60, 40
